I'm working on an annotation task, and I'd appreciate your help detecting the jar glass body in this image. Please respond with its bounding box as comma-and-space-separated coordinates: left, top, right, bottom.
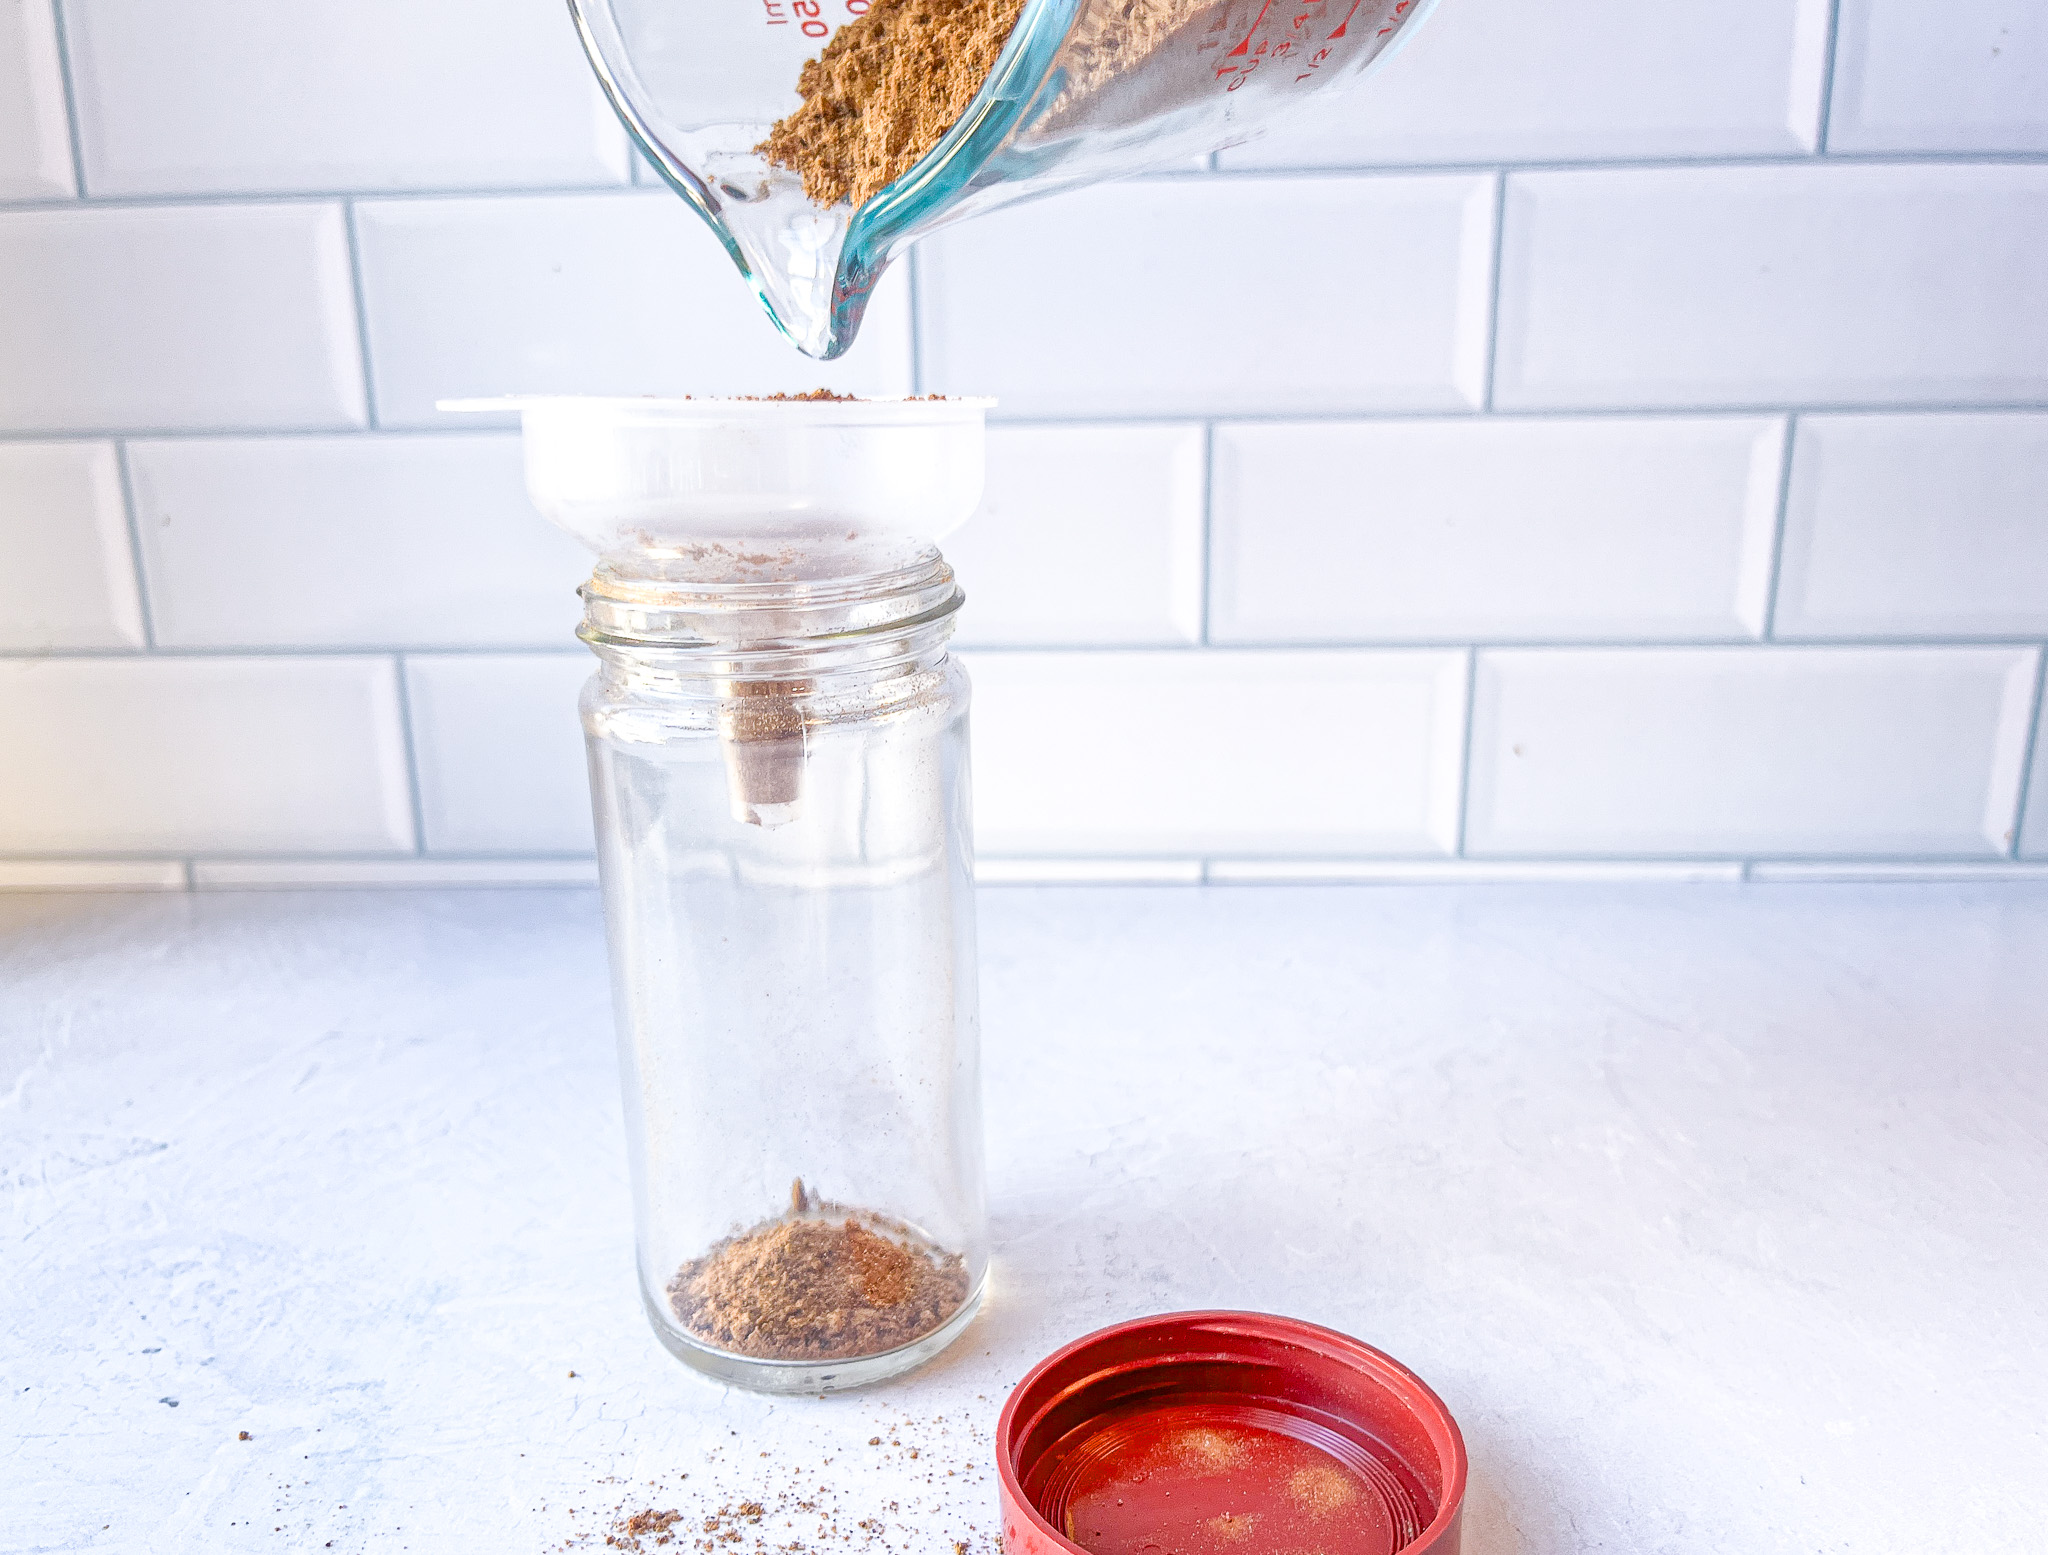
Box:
580, 555, 986, 1393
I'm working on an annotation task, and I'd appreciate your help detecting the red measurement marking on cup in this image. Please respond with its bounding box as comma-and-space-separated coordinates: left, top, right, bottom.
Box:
1293, 0, 1410, 82
762, 0, 855, 35
1214, 0, 1272, 70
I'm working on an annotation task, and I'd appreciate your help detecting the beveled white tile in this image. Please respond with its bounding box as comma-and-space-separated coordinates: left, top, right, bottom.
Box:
1775, 414, 2048, 639
129, 434, 590, 649
0, 441, 145, 649
1207, 859, 1746, 883
0, 657, 414, 852
404, 654, 595, 854
63, 0, 628, 196
0, 859, 186, 890
974, 858, 1205, 884
0, 0, 73, 198
1226, 0, 1829, 167
193, 858, 599, 888
0, 204, 366, 433
1466, 647, 2040, 857
1494, 165, 2048, 411
962, 650, 1468, 857
353, 193, 914, 427
946, 424, 1204, 647
1211, 416, 1782, 643
920, 176, 1496, 417
1829, 0, 2048, 153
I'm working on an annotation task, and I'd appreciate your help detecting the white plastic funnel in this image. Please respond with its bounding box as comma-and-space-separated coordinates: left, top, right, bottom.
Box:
442, 396, 992, 579
444, 394, 990, 827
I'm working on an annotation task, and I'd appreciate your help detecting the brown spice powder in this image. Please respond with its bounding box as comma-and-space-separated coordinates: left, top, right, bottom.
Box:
608, 1508, 685, 1550
669, 1203, 969, 1361
757, 0, 1027, 210
1039, 0, 1217, 128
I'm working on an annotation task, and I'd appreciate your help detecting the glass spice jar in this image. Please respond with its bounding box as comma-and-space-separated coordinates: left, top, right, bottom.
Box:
529, 399, 992, 1393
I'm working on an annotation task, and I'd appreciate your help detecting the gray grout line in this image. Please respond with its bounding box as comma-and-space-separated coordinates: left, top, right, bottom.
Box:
955, 637, 2048, 653
0, 181, 656, 215
992, 401, 2048, 426
1760, 413, 1799, 641
9, 403, 2048, 445
8, 637, 2048, 661
1197, 421, 1215, 646
1480, 171, 1508, 412
1816, 0, 1847, 154
0, 644, 590, 659
0, 424, 516, 444
1153, 149, 2048, 177
2, 151, 2045, 217
2008, 648, 2048, 859
181, 859, 196, 892
906, 244, 927, 396
45, 0, 88, 198
1453, 648, 1478, 858
109, 441, 157, 649
390, 654, 430, 857
341, 200, 382, 429
8, 844, 2039, 868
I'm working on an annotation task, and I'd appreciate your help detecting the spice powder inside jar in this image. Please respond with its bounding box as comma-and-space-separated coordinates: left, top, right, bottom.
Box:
669, 1181, 970, 1361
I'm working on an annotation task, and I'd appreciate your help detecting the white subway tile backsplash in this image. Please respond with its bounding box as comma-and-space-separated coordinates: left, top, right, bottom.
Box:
63, 0, 627, 196
963, 650, 1467, 857
4, 0, 2044, 879
946, 424, 1204, 647
1829, 0, 2048, 153
1775, 414, 2048, 639
1210, 416, 1782, 643
404, 654, 595, 853
0, 0, 73, 197
354, 193, 914, 426
0, 657, 413, 853
1466, 647, 2040, 857
1224, 0, 1829, 168
128, 434, 589, 649
919, 177, 1495, 417
0, 442, 145, 649
1493, 165, 2048, 412
0, 204, 367, 433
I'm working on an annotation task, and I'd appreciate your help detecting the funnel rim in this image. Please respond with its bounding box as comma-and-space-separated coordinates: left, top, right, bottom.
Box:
437, 394, 996, 420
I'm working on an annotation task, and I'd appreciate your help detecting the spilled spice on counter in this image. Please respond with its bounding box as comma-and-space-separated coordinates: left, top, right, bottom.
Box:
553, 1404, 999, 1554
757, 0, 1027, 209
608, 1508, 685, 1550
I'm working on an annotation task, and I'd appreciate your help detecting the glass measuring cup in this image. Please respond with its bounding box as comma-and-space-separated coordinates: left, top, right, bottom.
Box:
570, 0, 1440, 357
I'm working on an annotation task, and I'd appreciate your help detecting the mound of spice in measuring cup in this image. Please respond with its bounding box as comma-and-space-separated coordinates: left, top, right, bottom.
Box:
757, 0, 1027, 208
669, 1181, 970, 1360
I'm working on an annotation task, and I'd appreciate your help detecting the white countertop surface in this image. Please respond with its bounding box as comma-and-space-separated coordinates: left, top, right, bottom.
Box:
5, 883, 2045, 1554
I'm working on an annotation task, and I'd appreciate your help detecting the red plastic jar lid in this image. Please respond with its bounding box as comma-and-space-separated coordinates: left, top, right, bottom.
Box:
998, 1312, 1466, 1555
